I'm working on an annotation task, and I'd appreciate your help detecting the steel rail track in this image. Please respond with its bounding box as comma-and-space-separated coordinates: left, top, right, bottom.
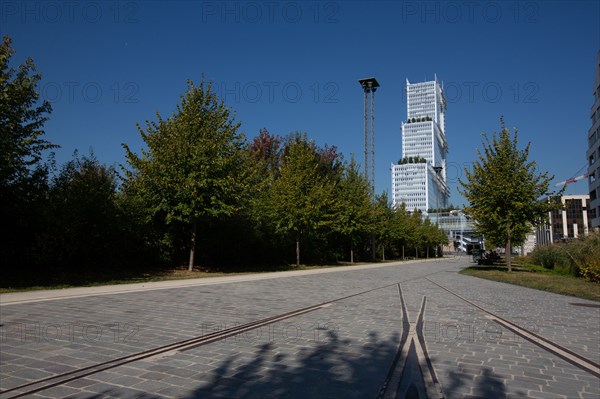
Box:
0, 281, 405, 398
425, 277, 600, 379
6, 264, 595, 399
1, 267, 455, 398
377, 284, 445, 399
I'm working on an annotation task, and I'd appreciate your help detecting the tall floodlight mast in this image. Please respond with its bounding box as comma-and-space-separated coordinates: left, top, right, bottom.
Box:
358, 77, 380, 190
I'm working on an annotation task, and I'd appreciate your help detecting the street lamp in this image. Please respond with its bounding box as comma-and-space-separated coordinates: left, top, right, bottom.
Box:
433, 166, 443, 257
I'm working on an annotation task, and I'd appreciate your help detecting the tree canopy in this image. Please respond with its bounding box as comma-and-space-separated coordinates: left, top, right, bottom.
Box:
0, 36, 55, 187
2, 36, 451, 285
459, 118, 557, 271
335, 156, 373, 263
267, 133, 338, 266
1, 35, 57, 273
123, 79, 246, 270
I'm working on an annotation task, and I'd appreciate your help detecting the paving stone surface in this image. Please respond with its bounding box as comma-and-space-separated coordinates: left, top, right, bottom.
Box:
1, 256, 598, 398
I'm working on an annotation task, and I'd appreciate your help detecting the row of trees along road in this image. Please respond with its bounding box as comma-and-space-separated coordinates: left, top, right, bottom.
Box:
2, 36, 449, 284
4, 34, 558, 282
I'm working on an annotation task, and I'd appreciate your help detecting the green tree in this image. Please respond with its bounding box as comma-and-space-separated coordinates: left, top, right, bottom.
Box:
123, 79, 246, 270
435, 223, 449, 256
459, 118, 556, 271
0, 35, 56, 273
335, 156, 373, 263
0, 35, 55, 189
408, 211, 425, 257
268, 134, 337, 266
372, 191, 395, 261
388, 203, 413, 259
246, 129, 313, 265
250, 128, 283, 177
43, 151, 122, 272
247, 128, 283, 238
419, 218, 447, 258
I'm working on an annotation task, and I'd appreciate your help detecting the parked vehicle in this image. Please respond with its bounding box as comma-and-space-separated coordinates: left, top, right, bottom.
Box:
476, 250, 501, 265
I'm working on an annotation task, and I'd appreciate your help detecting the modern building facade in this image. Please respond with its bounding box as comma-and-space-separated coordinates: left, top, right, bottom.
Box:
429, 210, 479, 253
391, 77, 450, 212
587, 51, 600, 229
536, 195, 591, 245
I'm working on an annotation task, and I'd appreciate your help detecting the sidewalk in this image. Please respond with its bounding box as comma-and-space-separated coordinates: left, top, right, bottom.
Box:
0, 258, 434, 305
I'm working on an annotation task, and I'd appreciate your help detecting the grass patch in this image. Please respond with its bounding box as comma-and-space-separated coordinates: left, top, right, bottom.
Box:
460, 263, 600, 302
0, 261, 377, 294
0, 268, 250, 294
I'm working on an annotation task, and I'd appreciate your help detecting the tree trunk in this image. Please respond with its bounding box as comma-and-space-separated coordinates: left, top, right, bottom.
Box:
296, 237, 300, 267
382, 245, 386, 261
415, 247, 418, 259
188, 220, 197, 271
506, 234, 512, 272
350, 248, 354, 264
371, 235, 376, 261
402, 245, 405, 260
427, 246, 429, 258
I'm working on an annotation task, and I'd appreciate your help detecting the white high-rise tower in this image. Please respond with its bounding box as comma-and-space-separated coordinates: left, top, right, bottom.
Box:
391, 77, 450, 212
587, 51, 600, 228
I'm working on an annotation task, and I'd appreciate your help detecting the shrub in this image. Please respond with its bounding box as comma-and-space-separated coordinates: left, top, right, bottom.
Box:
580, 256, 600, 282
530, 231, 600, 281
530, 245, 570, 271
577, 231, 600, 282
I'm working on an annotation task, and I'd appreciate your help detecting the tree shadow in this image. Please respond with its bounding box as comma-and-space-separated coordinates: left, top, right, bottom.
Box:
184, 332, 524, 399
81, 331, 525, 398
444, 366, 524, 399
188, 329, 400, 398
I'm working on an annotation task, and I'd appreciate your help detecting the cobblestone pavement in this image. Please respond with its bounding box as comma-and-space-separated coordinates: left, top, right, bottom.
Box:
1, 257, 598, 398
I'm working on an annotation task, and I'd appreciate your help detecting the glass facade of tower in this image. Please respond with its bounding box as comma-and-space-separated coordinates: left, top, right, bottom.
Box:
391, 78, 450, 212
588, 51, 600, 228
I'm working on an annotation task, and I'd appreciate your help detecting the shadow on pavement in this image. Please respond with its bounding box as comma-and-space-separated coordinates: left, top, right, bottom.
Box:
189, 330, 398, 398
443, 366, 523, 399
185, 330, 519, 398
87, 331, 521, 398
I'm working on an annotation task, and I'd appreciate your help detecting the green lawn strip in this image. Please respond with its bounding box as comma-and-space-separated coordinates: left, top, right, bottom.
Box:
0, 261, 382, 294
460, 265, 600, 302
0, 271, 246, 294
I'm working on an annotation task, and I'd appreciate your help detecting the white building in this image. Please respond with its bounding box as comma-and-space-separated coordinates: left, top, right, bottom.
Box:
587, 51, 600, 228
391, 77, 449, 212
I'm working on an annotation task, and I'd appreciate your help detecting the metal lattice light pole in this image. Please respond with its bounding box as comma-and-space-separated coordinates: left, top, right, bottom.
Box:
433, 165, 443, 257
358, 77, 379, 190
433, 166, 443, 223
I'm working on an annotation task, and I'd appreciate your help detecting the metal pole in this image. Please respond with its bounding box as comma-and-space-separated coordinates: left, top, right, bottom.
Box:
436, 190, 439, 226
437, 183, 439, 257
358, 78, 379, 189
433, 166, 443, 257
371, 85, 375, 189
364, 88, 368, 180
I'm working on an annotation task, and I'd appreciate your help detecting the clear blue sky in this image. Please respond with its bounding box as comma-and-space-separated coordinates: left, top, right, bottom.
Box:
3, 1, 599, 205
